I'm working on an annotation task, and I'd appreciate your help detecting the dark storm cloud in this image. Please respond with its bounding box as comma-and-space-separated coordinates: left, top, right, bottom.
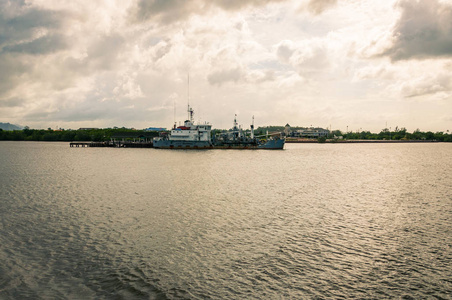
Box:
0, 97, 25, 108
0, 5, 67, 51
0, 1, 129, 98
0, 52, 27, 96
86, 34, 126, 70
133, 0, 197, 24
0, 2, 70, 97
131, 0, 286, 24
382, 0, 452, 61
2, 33, 67, 54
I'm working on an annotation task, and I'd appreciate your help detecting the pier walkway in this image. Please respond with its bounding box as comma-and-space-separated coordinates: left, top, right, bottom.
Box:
70, 141, 153, 148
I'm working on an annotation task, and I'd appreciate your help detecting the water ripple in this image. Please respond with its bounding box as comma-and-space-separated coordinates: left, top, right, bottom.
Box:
0, 142, 451, 299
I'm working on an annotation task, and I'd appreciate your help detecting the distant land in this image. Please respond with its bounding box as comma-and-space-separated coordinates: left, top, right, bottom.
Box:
0, 122, 23, 131
0, 126, 451, 142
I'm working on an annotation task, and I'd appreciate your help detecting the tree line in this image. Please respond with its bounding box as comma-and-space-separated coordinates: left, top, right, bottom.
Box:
0, 127, 157, 142
257, 126, 452, 142
334, 128, 452, 142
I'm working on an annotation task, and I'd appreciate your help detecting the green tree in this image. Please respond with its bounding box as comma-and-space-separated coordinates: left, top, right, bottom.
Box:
425, 131, 435, 140
74, 131, 90, 141
92, 132, 104, 142
62, 131, 76, 141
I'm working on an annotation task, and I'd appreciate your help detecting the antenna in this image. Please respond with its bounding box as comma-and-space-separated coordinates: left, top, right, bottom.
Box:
251, 115, 254, 139
173, 97, 176, 129
187, 73, 190, 121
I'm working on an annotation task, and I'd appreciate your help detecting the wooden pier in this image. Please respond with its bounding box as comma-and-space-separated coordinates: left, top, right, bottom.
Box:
70, 141, 153, 148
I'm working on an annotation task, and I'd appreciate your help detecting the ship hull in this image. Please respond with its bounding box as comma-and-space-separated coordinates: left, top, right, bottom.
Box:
154, 138, 285, 150
211, 139, 284, 149
153, 139, 213, 149
257, 138, 285, 149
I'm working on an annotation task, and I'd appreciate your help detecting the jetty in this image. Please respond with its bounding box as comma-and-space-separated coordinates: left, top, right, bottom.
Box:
70, 141, 153, 148
70, 131, 157, 148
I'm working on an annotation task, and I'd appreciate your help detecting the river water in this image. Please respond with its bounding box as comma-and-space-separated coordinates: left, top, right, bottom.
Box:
0, 141, 451, 299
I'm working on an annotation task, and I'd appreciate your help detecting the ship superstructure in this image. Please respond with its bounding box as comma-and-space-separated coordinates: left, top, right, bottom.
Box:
153, 105, 213, 149
213, 115, 285, 149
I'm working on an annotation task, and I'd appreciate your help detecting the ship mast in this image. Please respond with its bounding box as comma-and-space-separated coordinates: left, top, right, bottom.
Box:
233, 114, 239, 139
251, 115, 254, 139
187, 74, 190, 121
187, 74, 194, 123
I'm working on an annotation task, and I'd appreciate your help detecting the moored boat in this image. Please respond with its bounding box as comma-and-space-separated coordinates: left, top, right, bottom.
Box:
153, 106, 213, 149
153, 108, 285, 150
212, 115, 285, 149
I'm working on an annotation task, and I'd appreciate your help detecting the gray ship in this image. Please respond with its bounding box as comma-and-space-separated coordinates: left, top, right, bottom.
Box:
211, 115, 285, 149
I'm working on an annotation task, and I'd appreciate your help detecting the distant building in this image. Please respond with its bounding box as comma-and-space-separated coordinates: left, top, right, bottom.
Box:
290, 127, 330, 138
144, 127, 166, 132
78, 128, 99, 131
284, 124, 291, 136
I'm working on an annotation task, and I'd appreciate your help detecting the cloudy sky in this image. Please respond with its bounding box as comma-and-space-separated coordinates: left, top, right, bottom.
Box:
1, 0, 451, 132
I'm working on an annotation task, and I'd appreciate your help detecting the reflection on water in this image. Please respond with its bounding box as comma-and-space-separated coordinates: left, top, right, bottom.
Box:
0, 141, 451, 299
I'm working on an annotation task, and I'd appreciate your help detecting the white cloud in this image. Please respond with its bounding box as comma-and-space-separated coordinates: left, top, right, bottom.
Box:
113, 73, 144, 99
274, 38, 332, 78
208, 68, 244, 85
275, 40, 295, 63
352, 59, 452, 99
386, 67, 452, 99
304, 0, 338, 15
352, 63, 396, 82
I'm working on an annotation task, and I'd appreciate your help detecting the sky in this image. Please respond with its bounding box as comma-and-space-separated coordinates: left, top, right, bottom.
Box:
0, 0, 451, 132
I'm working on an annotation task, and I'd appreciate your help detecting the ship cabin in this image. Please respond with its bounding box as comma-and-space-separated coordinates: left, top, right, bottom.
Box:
168, 120, 212, 142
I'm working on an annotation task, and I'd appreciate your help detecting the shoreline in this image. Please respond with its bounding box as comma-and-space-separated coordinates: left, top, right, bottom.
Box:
286, 139, 440, 143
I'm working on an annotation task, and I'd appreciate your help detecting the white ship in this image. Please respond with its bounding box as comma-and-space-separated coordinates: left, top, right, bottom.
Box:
153, 105, 213, 149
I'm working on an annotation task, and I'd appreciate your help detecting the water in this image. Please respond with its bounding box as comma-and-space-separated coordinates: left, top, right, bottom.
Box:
0, 141, 451, 299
